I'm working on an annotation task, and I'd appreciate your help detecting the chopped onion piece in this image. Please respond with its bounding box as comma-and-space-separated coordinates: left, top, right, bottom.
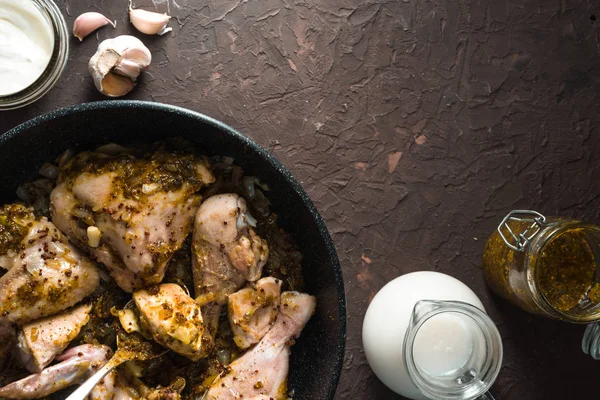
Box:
124, 361, 144, 377
243, 176, 256, 199
255, 178, 270, 191
236, 211, 257, 229
118, 309, 142, 334
72, 207, 92, 220
245, 212, 257, 228
16, 186, 31, 203
216, 349, 232, 365
33, 179, 53, 192
97, 269, 111, 282
56, 148, 75, 168
38, 163, 59, 179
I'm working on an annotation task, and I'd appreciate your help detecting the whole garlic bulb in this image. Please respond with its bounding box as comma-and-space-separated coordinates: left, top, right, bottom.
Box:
88, 35, 151, 97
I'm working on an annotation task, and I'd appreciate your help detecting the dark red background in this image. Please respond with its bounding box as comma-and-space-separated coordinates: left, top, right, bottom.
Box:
2, 1, 600, 398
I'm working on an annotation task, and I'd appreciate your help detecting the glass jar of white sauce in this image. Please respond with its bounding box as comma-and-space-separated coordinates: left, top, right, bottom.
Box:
0, 0, 69, 110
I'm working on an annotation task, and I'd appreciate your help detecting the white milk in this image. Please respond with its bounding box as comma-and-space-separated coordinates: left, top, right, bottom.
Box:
412, 313, 473, 377
362, 271, 484, 400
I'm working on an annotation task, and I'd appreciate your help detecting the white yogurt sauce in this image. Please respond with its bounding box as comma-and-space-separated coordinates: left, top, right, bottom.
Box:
0, 0, 55, 96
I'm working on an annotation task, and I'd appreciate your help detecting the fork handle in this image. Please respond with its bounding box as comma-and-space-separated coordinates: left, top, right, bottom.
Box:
65, 356, 127, 400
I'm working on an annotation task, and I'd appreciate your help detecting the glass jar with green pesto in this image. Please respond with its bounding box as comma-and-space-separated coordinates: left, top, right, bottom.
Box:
483, 210, 600, 323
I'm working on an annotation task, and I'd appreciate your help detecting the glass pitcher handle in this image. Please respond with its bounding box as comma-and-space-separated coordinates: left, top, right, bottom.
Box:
477, 392, 496, 400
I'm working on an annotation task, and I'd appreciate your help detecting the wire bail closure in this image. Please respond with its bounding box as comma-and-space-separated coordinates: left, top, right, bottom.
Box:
497, 210, 547, 252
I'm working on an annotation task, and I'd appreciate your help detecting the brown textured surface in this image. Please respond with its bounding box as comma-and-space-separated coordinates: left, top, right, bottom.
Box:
2, 0, 600, 399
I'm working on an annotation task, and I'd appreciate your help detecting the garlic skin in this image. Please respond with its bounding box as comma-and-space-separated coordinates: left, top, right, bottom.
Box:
88, 35, 151, 97
73, 12, 116, 41
129, 1, 172, 36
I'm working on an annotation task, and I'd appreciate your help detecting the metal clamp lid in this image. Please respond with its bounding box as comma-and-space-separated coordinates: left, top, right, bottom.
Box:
497, 210, 546, 252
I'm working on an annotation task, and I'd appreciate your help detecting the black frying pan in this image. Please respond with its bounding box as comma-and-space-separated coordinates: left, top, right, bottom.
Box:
0, 100, 346, 400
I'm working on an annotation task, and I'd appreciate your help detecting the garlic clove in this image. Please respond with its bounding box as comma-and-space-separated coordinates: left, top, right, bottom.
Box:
88, 35, 151, 97
113, 59, 144, 80
121, 47, 152, 70
129, 1, 171, 35
112, 47, 151, 79
100, 72, 136, 97
73, 12, 116, 41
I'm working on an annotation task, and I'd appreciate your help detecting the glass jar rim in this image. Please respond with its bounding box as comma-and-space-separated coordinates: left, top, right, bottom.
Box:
0, 0, 69, 111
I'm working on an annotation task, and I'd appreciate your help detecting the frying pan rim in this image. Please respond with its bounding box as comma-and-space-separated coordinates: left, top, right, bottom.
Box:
1, 99, 347, 399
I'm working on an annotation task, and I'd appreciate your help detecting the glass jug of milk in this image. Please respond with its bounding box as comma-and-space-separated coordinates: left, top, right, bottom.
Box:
363, 272, 503, 400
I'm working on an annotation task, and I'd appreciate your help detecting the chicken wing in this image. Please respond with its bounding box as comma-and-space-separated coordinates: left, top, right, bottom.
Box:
133, 283, 205, 360
0, 344, 112, 399
0, 205, 99, 326
51, 150, 215, 292
228, 277, 281, 349
206, 292, 316, 400
17, 303, 92, 372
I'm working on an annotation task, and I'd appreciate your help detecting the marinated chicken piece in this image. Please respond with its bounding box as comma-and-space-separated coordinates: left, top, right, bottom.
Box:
89, 370, 116, 400
88, 371, 146, 400
51, 150, 215, 292
228, 277, 282, 349
133, 283, 205, 360
0, 344, 112, 399
206, 292, 316, 400
17, 303, 92, 372
90, 371, 184, 400
0, 209, 100, 326
192, 194, 269, 304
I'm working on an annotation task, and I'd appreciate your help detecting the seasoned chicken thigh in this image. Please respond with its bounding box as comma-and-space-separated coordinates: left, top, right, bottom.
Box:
206, 292, 316, 400
50, 150, 215, 292
228, 277, 282, 349
134, 283, 205, 360
17, 303, 92, 372
192, 194, 269, 304
0, 344, 112, 399
0, 205, 99, 326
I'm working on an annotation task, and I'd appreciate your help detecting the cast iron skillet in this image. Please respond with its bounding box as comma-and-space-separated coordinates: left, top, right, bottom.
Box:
0, 100, 346, 400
